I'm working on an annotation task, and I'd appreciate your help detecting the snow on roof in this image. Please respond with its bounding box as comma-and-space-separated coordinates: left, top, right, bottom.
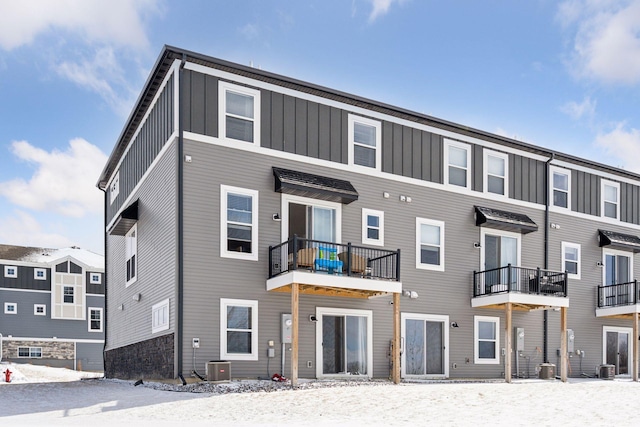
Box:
0, 244, 104, 270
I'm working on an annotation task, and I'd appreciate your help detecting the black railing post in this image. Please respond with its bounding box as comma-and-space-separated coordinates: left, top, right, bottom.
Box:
507, 264, 512, 292
292, 234, 298, 270
396, 249, 401, 282
564, 271, 568, 296
473, 271, 477, 297
268, 245, 273, 278
635, 279, 638, 304
536, 267, 541, 294
346, 242, 352, 276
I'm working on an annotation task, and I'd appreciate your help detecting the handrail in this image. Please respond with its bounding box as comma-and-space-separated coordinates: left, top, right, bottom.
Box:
597, 280, 637, 308
473, 264, 568, 298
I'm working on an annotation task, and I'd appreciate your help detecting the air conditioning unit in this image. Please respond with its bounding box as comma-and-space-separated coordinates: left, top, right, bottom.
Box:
538, 363, 555, 380
599, 364, 615, 380
206, 361, 231, 383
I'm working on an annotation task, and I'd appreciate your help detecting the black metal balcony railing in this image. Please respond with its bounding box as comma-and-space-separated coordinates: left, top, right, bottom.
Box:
473, 264, 568, 298
597, 280, 638, 308
268, 236, 400, 281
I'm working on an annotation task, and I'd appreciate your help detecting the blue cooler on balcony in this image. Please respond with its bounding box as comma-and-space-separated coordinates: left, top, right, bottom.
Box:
315, 246, 343, 274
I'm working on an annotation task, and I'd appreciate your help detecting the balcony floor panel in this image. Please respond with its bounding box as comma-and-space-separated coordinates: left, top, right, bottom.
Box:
596, 304, 640, 318
472, 292, 569, 310
267, 271, 402, 298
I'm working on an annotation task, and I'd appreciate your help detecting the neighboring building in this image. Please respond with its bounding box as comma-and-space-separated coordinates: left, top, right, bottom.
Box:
0, 245, 105, 371
97, 45, 640, 383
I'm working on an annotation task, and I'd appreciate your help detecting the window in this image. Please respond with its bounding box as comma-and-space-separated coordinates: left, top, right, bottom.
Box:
362, 208, 384, 246
4, 265, 17, 278
89, 307, 103, 332
348, 114, 381, 170
110, 171, 120, 204
34, 268, 47, 280
602, 180, 620, 220
219, 81, 260, 144
551, 166, 571, 209
90, 273, 102, 284
484, 150, 508, 196
126, 224, 137, 285
562, 242, 581, 280
152, 299, 170, 333
221, 185, 259, 261
444, 140, 471, 189
63, 286, 74, 303
34, 304, 46, 316
416, 218, 445, 271
603, 249, 632, 286
4, 302, 17, 314
220, 298, 258, 361
474, 316, 500, 364
18, 347, 42, 358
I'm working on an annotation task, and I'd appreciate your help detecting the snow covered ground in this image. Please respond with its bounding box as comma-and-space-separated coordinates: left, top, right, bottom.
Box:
2, 362, 640, 426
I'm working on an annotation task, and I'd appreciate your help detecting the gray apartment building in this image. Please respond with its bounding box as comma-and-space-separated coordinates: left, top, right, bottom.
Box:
98, 45, 640, 384
0, 245, 105, 370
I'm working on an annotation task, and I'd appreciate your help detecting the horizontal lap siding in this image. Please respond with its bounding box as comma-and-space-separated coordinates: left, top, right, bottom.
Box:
106, 141, 177, 351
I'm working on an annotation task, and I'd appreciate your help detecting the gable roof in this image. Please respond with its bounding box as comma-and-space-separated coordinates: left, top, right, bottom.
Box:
0, 244, 104, 269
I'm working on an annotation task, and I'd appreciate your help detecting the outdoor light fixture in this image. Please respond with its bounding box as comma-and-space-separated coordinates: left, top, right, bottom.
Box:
596, 262, 604, 267
451, 322, 459, 328
272, 213, 281, 221
474, 242, 482, 249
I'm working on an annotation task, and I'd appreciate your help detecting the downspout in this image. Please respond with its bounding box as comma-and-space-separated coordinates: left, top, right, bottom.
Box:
543, 152, 555, 363
99, 186, 108, 375
177, 53, 186, 379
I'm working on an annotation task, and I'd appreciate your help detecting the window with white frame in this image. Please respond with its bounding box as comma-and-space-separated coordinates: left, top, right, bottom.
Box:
34, 304, 46, 316
602, 180, 620, 220
220, 298, 258, 361
4, 265, 17, 278
34, 268, 47, 280
90, 273, 102, 284
444, 140, 471, 189
219, 81, 260, 144
110, 171, 120, 204
348, 114, 381, 170
126, 224, 137, 285
89, 307, 103, 332
151, 298, 169, 333
221, 185, 259, 261
4, 302, 17, 314
362, 208, 384, 246
562, 242, 581, 280
416, 218, 445, 271
551, 166, 571, 209
474, 316, 500, 364
18, 347, 42, 358
63, 286, 74, 304
484, 150, 508, 196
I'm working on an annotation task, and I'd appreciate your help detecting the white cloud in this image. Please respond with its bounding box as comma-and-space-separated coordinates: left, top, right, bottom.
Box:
0, 210, 76, 250
368, 0, 407, 23
0, 0, 159, 51
239, 24, 260, 41
558, 0, 640, 84
0, 138, 107, 218
595, 122, 640, 172
560, 96, 597, 120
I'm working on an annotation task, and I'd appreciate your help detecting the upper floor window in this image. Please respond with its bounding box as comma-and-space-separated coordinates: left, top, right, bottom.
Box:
152, 298, 170, 333
551, 166, 571, 209
4, 302, 17, 314
126, 224, 138, 286
348, 114, 381, 170
221, 185, 259, 261
89, 307, 103, 332
444, 140, 471, 189
416, 218, 445, 271
602, 180, 620, 220
562, 242, 581, 280
484, 150, 508, 196
220, 298, 258, 361
362, 208, 384, 247
90, 273, 102, 284
63, 286, 75, 304
219, 81, 260, 145
34, 304, 46, 316
4, 265, 17, 278
34, 268, 47, 280
110, 171, 120, 205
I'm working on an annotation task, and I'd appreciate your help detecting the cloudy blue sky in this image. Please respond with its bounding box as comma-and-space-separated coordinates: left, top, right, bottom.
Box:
1, 0, 639, 255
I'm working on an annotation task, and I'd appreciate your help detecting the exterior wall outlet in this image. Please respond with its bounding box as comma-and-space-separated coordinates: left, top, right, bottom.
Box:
307, 361, 313, 368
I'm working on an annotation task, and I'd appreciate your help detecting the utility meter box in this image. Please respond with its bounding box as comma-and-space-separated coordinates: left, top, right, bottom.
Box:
515, 327, 525, 352
281, 313, 292, 343
567, 329, 575, 353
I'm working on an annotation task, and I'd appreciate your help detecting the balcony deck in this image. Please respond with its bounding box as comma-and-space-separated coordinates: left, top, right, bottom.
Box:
596, 280, 640, 318
472, 265, 569, 310
267, 237, 402, 298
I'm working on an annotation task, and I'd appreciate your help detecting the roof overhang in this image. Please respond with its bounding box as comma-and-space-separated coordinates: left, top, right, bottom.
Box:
273, 167, 358, 204
474, 206, 538, 234
598, 229, 640, 253
108, 200, 139, 236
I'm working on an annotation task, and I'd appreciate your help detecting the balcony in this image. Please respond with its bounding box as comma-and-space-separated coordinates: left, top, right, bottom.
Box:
472, 265, 569, 310
267, 236, 402, 298
596, 280, 640, 318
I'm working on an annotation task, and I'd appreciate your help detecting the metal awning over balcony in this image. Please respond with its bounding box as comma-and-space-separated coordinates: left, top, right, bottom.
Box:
273, 167, 359, 204
267, 237, 401, 298
108, 200, 138, 236
598, 229, 640, 253
474, 206, 538, 234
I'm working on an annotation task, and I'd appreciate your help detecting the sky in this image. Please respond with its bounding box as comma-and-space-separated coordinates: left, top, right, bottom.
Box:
1, 0, 639, 255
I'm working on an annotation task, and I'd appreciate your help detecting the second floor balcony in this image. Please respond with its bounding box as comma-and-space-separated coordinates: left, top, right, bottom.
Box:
596, 280, 640, 318
267, 236, 402, 298
472, 265, 570, 309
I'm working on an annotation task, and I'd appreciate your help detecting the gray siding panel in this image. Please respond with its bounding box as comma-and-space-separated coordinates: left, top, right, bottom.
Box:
329, 107, 342, 163
318, 104, 331, 161
382, 122, 393, 173
411, 128, 422, 180
572, 170, 601, 217
402, 126, 413, 178
0, 265, 51, 291
204, 74, 218, 137
190, 71, 205, 135
283, 95, 296, 154
473, 144, 483, 192
295, 99, 308, 156
620, 182, 640, 225
261, 91, 272, 149
271, 92, 284, 152
307, 102, 319, 159
392, 123, 402, 175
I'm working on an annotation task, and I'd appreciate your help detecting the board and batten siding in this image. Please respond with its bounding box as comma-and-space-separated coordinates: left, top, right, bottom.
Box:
0, 264, 51, 291
107, 74, 175, 223
106, 141, 178, 351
